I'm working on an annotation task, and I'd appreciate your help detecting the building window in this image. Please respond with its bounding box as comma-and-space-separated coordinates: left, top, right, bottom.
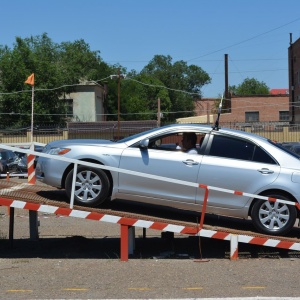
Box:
245, 111, 259, 122
65, 99, 73, 117
279, 111, 289, 121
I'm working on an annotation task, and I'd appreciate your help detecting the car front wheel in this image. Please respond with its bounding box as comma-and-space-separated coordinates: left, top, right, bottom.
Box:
251, 194, 297, 236
65, 166, 110, 207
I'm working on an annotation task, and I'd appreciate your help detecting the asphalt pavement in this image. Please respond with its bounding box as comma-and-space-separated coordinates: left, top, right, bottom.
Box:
1, 204, 300, 299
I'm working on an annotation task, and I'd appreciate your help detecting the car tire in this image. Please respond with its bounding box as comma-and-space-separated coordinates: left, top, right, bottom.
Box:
65, 165, 110, 207
251, 193, 297, 236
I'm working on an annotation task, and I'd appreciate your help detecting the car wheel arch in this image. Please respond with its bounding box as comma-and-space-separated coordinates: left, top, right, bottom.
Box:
61, 159, 113, 196
249, 188, 299, 217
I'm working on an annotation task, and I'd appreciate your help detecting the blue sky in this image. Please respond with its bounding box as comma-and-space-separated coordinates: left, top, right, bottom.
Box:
1, 0, 300, 98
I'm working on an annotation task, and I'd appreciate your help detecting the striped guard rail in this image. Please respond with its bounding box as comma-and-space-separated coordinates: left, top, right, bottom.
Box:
0, 196, 299, 252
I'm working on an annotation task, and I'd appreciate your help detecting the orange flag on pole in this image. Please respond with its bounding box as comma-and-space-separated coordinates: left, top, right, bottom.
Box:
25, 73, 34, 86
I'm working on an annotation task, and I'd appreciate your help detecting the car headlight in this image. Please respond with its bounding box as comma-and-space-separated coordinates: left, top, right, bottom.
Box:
47, 147, 71, 155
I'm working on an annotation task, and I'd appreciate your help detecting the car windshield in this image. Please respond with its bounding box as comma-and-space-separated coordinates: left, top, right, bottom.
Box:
269, 140, 300, 158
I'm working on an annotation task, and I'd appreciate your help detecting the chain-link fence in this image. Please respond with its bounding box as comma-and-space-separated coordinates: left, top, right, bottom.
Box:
1, 121, 300, 144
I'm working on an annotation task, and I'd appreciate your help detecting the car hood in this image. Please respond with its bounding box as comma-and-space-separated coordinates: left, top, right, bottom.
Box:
45, 139, 117, 149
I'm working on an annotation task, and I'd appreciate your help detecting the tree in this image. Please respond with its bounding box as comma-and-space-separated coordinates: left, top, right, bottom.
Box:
0, 36, 213, 126
119, 73, 171, 121
229, 78, 269, 95
141, 55, 211, 121
0, 33, 110, 127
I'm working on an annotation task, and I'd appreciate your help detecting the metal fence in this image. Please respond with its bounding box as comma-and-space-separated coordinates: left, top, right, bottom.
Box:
1, 121, 300, 144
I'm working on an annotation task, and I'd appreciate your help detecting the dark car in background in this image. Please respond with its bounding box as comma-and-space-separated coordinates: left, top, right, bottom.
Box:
281, 142, 300, 156
0, 149, 20, 174
14, 145, 45, 173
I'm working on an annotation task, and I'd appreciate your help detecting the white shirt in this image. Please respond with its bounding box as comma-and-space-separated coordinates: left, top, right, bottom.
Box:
186, 148, 198, 154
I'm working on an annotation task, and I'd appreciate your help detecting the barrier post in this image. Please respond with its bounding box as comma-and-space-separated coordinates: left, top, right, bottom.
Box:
27, 144, 36, 185
199, 186, 209, 228
70, 163, 78, 209
128, 226, 135, 255
230, 234, 238, 260
120, 224, 129, 261
9, 207, 15, 248
29, 210, 39, 241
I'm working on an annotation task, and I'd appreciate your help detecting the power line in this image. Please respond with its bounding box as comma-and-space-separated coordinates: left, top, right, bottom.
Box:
186, 17, 300, 62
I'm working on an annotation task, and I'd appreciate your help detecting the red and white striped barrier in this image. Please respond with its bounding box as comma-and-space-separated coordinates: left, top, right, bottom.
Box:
0, 143, 300, 260
198, 184, 300, 211
0, 196, 299, 261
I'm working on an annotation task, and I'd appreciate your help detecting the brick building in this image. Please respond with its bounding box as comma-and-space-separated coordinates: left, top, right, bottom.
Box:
289, 36, 300, 123
177, 94, 289, 124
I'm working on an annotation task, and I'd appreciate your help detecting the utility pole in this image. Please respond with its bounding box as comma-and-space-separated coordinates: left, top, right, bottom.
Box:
290, 33, 295, 124
117, 68, 121, 138
110, 69, 125, 139
157, 98, 161, 127
224, 54, 229, 101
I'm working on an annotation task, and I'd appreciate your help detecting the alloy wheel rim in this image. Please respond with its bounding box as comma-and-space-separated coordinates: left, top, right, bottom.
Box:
258, 201, 290, 231
74, 170, 102, 202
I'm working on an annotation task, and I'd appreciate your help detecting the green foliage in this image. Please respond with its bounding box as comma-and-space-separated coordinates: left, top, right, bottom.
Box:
120, 74, 171, 121
229, 77, 270, 95
0, 35, 212, 127
0, 33, 111, 127
141, 55, 211, 121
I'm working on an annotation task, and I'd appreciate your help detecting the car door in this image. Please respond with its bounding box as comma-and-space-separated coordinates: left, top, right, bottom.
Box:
118, 141, 202, 204
195, 133, 280, 211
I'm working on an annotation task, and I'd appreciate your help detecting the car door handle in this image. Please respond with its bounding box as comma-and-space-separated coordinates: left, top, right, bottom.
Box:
183, 159, 199, 166
257, 168, 274, 174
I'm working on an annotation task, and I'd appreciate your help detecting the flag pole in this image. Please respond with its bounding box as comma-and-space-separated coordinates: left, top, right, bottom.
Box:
25, 73, 35, 143
30, 85, 34, 143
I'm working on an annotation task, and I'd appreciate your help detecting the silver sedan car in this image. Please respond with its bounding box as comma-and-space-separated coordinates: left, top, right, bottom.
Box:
36, 124, 300, 236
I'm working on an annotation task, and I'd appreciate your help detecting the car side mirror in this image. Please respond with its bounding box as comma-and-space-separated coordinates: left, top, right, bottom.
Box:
139, 138, 149, 149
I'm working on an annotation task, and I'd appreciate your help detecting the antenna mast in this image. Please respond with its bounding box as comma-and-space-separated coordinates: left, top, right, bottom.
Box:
213, 94, 223, 130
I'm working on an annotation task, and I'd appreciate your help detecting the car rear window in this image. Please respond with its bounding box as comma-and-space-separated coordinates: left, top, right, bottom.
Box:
209, 135, 276, 164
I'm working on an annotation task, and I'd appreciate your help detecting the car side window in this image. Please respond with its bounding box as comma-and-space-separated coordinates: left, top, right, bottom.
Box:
209, 135, 276, 164
148, 134, 182, 151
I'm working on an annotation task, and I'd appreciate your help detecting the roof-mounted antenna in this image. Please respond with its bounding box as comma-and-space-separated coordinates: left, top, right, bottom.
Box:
213, 94, 223, 130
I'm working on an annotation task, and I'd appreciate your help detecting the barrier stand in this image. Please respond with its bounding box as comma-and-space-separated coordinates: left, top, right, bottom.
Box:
120, 225, 135, 261
230, 234, 239, 260
9, 207, 14, 248
199, 185, 209, 229
6, 172, 10, 215
1, 196, 300, 261
29, 210, 39, 241
120, 224, 129, 261
194, 185, 210, 262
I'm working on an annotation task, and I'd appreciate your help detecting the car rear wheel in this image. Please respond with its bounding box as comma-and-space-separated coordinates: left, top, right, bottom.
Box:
65, 166, 110, 207
251, 194, 297, 235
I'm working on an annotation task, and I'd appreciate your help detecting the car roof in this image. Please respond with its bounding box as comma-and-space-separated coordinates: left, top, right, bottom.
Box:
161, 123, 268, 141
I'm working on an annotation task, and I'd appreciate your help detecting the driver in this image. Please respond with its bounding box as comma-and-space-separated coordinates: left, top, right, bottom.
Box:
182, 132, 198, 154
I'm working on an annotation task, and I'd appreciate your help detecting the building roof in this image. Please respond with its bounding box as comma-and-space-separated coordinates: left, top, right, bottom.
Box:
270, 89, 289, 95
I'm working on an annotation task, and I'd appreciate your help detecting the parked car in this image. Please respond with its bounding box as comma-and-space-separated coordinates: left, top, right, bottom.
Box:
14, 145, 45, 172
17, 155, 28, 173
36, 124, 300, 236
0, 149, 20, 174
281, 142, 300, 156
291, 145, 300, 155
